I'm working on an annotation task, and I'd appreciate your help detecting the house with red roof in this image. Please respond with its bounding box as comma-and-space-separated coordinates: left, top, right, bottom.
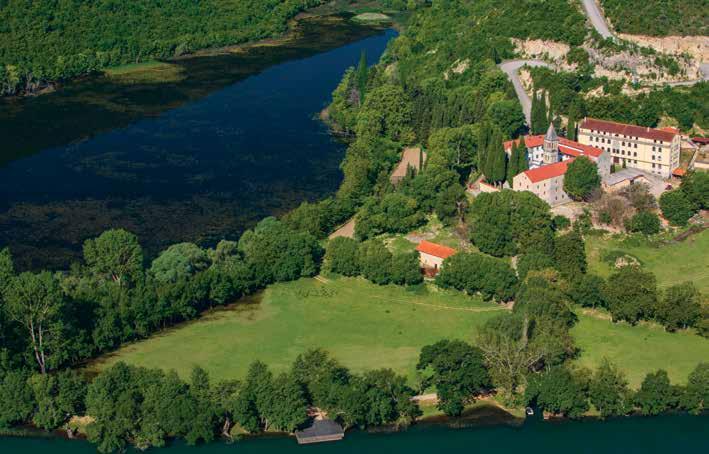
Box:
578, 117, 681, 178
415, 240, 456, 275
504, 123, 610, 206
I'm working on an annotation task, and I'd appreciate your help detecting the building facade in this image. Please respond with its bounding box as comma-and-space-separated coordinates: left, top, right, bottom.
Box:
505, 124, 610, 206
415, 240, 457, 275
578, 117, 680, 178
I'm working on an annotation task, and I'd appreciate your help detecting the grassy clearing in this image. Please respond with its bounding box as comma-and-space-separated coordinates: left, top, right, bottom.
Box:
585, 229, 709, 292
103, 61, 185, 83
92, 277, 505, 383
571, 312, 709, 387
383, 215, 471, 255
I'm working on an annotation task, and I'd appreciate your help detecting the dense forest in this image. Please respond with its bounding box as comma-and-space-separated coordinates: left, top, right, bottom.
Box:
0, 0, 325, 95
600, 0, 709, 37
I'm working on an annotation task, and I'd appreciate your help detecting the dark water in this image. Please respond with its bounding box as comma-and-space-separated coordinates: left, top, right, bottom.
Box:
0, 17, 395, 270
2, 414, 707, 453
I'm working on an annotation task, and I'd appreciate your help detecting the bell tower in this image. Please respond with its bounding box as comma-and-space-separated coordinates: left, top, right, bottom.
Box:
543, 123, 559, 165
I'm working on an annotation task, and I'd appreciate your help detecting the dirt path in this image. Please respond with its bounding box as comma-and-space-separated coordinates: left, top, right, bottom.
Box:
329, 217, 356, 239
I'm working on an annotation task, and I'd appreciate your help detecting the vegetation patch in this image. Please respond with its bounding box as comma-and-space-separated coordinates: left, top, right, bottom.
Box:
353, 12, 392, 23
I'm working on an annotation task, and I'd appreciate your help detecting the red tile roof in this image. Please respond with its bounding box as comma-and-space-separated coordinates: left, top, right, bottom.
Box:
580, 117, 677, 142
672, 167, 686, 177
521, 159, 572, 183
504, 135, 544, 150
559, 138, 603, 158
659, 127, 680, 134
416, 241, 457, 259
692, 137, 709, 145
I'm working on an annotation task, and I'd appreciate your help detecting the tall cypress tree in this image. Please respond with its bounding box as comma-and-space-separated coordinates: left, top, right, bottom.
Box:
530, 90, 540, 134
487, 129, 507, 185
478, 122, 491, 175
356, 50, 368, 104
517, 139, 529, 173
507, 140, 520, 182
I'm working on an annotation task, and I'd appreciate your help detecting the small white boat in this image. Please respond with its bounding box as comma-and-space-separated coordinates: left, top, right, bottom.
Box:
525, 407, 534, 416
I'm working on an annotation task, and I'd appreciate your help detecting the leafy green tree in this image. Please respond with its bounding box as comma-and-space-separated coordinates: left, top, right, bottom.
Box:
526, 367, 589, 418
83, 229, 144, 286
551, 214, 570, 231
30, 370, 86, 430
680, 171, 709, 210
263, 373, 308, 432
434, 182, 466, 226
655, 282, 701, 331
389, 252, 423, 286
4, 272, 65, 373
238, 217, 322, 285
634, 370, 676, 416
0, 248, 13, 294
0, 370, 34, 428
604, 267, 658, 324
426, 125, 478, 176
568, 274, 606, 308
553, 230, 587, 278
355, 193, 425, 239
485, 129, 507, 185
468, 190, 553, 257
589, 360, 631, 418
680, 363, 708, 415
487, 99, 525, 138
659, 189, 696, 226
150, 243, 210, 284
627, 211, 661, 235
324, 237, 360, 276
563, 156, 600, 201
417, 340, 490, 416
357, 240, 392, 285
436, 252, 518, 302
355, 84, 414, 143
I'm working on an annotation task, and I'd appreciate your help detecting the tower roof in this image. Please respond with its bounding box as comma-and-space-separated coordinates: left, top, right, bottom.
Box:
545, 123, 558, 142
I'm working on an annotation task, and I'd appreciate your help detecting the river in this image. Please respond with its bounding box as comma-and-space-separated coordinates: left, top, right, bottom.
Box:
2, 414, 707, 453
0, 16, 395, 270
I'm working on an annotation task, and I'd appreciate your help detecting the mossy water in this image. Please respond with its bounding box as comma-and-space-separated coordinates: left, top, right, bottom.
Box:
0, 16, 395, 270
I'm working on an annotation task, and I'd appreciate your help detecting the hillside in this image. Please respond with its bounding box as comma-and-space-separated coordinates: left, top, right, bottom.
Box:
0, 0, 324, 96
600, 0, 709, 37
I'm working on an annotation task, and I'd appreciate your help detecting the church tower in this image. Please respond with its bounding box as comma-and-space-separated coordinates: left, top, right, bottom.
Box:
543, 123, 559, 165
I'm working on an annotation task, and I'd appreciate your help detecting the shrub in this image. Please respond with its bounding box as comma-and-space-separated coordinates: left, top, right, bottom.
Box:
659, 190, 695, 226
324, 237, 360, 276
626, 211, 661, 235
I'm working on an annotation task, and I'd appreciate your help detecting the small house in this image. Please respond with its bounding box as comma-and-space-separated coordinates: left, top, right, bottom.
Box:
415, 240, 457, 275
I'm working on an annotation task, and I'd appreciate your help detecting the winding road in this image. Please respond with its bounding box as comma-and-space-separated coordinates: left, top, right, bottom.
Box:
498, 60, 551, 125
581, 0, 614, 40
499, 1, 708, 126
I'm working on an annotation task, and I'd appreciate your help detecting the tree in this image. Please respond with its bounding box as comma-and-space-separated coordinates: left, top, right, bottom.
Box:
0, 247, 13, 294
604, 267, 658, 324
526, 367, 589, 418
356, 50, 368, 104
468, 190, 553, 257
620, 182, 655, 211
659, 190, 695, 226
634, 370, 676, 416
553, 230, 587, 278
417, 340, 490, 416
30, 370, 86, 430
655, 282, 701, 331
83, 229, 143, 286
589, 360, 631, 418
355, 193, 425, 239
627, 211, 661, 235
324, 237, 360, 276
563, 156, 600, 201
487, 99, 525, 138
0, 370, 34, 428
355, 84, 414, 143
4, 272, 65, 374
263, 373, 308, 432
477, 314, 546, 397
436, 252, 517, 302
485, 129, 507, 185
150, 243, 210, 284
507, 139, 527, 182
568, 274, 606, 308
680, 362, 708, 415
680, 171, 709, 210
389, 252, 423, 286
357, 240, 392, 285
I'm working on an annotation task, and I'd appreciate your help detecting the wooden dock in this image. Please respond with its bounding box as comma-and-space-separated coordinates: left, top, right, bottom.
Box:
295, 419, 345, 444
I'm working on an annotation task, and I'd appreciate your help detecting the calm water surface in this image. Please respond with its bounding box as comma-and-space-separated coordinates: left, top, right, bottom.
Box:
2, 414, 707, 453
0, 17, 395, 270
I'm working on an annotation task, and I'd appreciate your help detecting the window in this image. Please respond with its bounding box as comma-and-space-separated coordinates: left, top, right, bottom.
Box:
652, 146, 655, 151
652, 163, 656, 169
634, 144, 638, 148
634, 152, 637, 157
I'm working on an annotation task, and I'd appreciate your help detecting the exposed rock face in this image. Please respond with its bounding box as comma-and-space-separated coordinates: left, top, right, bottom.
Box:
618, 34, 709, 64
512, 39, 570, 64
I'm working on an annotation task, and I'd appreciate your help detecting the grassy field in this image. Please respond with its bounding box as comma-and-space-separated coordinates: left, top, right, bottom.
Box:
586, 229, 709, 292
572, 312, 709, 387
92, 277, 505, 383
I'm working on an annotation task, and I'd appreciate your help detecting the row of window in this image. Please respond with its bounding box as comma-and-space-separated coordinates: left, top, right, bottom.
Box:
587, 129, 665, 145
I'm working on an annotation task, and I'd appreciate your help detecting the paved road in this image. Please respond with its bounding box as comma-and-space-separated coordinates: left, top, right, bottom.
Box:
498, 60, 552, 125
581, 0, 614, 40
667, 63, 709, 87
